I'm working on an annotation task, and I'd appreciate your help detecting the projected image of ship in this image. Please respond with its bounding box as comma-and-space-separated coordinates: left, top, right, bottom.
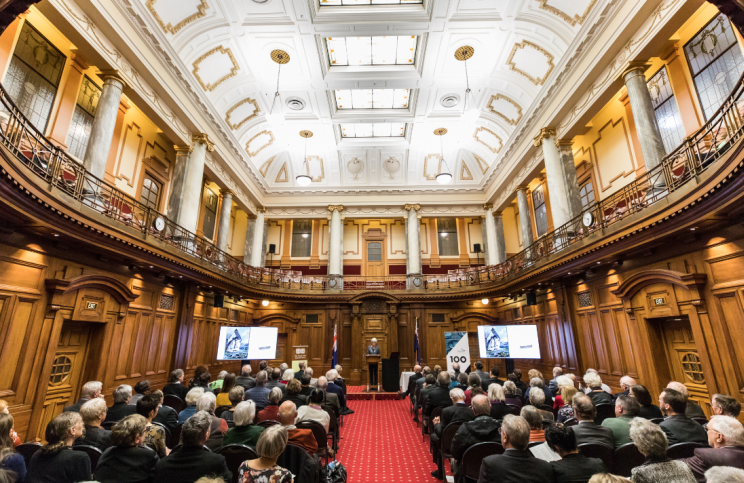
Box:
484, 327, 509, 358
223, 327, 251, 359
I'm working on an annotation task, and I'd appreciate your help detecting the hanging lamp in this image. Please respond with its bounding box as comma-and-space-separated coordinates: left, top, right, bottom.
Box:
296, 130, 313, 187
454, 46, 479, 124
434, 128, 453, 185
266, 49, 290, 127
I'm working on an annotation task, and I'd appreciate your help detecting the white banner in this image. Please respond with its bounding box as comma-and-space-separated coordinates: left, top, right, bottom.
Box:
445, 331, 471, 373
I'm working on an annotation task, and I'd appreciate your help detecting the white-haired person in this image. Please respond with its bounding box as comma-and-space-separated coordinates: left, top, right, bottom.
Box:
197, 392, 229, 451
584, 372, 613, 406
73, 398, 112, 452
629, 417, 695, 483
681, 414, 744, 481
366, 338, 381, 388
63, 381, 103, 413
280, 369, 294, 386
178, 387, 205, 424
237, 425, 293, 483
326, 369, 351, 415
552, 375, 575, 410
256, 387, 283, 423
223, 401, 265, 448
704, 466, 744, 483
615, 375, 637, 399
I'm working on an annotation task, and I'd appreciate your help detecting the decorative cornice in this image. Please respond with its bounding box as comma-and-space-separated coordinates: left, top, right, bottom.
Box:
328, 204, 344, 212
193, 133, 215, 152
483, 203, 493, 210
225, 97, 261, 131
506, 40, 555, 86
192, 46, 240, 92
537, 0, 597, 27
174, 144, 193, 154
405, 204, 421, 211
146, 0, 209, 34
533, 128, 557, 147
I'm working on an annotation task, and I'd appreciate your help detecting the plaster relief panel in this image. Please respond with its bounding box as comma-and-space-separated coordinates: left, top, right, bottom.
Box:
225, 98, 261, 130
536, 0, 597, 26
487, 94, 523, 126
147, 0, 209, 35
423, 154, 442, 181
246, 130, 275, 157
506, 40, 555, 86
192, 46, 240, 92
592, 118, 637, 195
473, 127, 503, 154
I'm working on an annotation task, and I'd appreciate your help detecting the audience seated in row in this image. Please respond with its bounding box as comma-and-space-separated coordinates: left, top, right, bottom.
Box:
237, 424, 292, 483
629, 417, 696, 483
429, 388, 474, 479
278, 401, 317, 455
63, 381, 103, 413
105, 385, 137, 424
220, 386, 245, 425
235, 365, 256, 391
178, 387, 204, 424
681, 414, 744, 482
316, 377, 341, 415
0, 413, 25, 482
26, 412, 91, 483
128, 380, 150, 407
601, 394, 640, 447
216, 373, 236, 407
571, 393, 614, 448
223, 401, 264, 448
546, 422, 607, 482
197, 392, 228, 452
245, 370, 271, 408
256, 387, 283, 423
74, 398, 112, 452
584, 372, 613, 406
93, 414, 159, 483
450, 395, 501, 482
630, 384, 664, 420
296, 389, 330, 433
279, 379, 306, 409
658, 388, 707, 446
136, 395, 169, 458
162, 369, 189, 400
666, 381, 706, 419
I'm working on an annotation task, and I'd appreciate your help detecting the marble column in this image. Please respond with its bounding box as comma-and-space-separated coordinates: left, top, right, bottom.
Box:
243, 208, 266, 267
534, 128, 571, 228
557, 140, 583, 219
84, 71, 125, 180
167, 145, 193, 223
516, 187, 534, 248
405, 203, 423, 289
493, 211, 507, 264
215, 191, 233, 252
179, 134, 215, 234
623, 65, 666, 170
480, 217, 490, 265
483, 204, 498, 265
328, 205, 344, 289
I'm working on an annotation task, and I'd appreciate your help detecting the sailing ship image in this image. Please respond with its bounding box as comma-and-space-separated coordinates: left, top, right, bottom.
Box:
485, 326, 509, 358
223, 327, 251, 359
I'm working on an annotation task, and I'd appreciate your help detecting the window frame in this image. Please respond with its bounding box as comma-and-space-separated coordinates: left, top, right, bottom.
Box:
436, 218, 459, 257
290, 220, 313, 258
202, 188, 219, 240
139, 172, 163, 211
532, 184, 548, 237
647, 65, 687, 154
66, 75, 101, 160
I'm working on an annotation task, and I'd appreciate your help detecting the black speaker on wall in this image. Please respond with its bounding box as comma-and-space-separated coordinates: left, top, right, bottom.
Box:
525, 292, 537, 306
214, 294, 224, 308
268, 244, 276, 254
474, 243, 482, 253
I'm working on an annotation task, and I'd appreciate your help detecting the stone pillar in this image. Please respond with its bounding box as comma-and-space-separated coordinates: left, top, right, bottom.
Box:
244, 208, 266, 267
405, 204, 423, 289
328, 205, 344, 289
534, 128, 571, 228
483, 204, 498, 264
178, 134, 215, 234
480, 217, 489, 265
623, 65, 667, 170
493, 211, 507, 264
83, 71, 125, 180
167, 145, 193, 223
215, 191, 233, 252
557, 140, 583, 219
516, 187, 534, 248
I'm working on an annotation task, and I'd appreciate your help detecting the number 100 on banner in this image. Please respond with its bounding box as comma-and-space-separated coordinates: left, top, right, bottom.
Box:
445, 331, 471, 373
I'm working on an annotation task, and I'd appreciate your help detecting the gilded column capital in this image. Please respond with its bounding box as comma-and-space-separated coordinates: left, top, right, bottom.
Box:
256, 207, 266, 214
174, 144, 194, 154
96, 69, 127, 88
516, 185, 530, 193
620, 61, 652, 82
555, 138, 574, 149
193, 133, 216, 152
483, 203, 493, 210
328, 204, 344, 213
220, 189, 233, 198
533, 128, 557, 147
405, 203, 421, 211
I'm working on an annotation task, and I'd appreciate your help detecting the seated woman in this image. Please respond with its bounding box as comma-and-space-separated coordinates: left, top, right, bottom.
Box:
463, 373, 481, 406
135, 395, 169, 459
630, 385, 664, 420
557, 386, 578, 423
196, 393, 228, 452
546, 422, 606, 483
256, 388, 283, 423
280, 370, 294, 386
0, 401, 20, 447
93, 414, 159, 483
553, 376, 575, 410
629, 417, 695, 483
216, 374, 236, 408
178, 388, 205, 424
521, 406, 546, 442
223, 401, 264, 448
487, 384, 511, 420
73, 398, 112, 451
584, 373, 613, 406
220, 386, 245, 425
209, 371, 228, 392
279, 380, 306, 410
503, 381, 523, 408
237, 425, 292, 483
0, 413, 25, 482
296, 389, 330, 433
188, 365, 210, 390
26, 412, 91, 483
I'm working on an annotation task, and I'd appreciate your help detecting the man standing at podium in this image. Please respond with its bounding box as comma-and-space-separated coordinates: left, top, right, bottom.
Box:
367, 338, 381, 386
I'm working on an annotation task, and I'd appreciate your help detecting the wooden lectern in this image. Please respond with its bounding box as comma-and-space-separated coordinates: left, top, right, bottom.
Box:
365, 354, 381, 392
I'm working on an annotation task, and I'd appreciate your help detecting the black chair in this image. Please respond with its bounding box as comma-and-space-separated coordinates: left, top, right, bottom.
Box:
277, 442, 319, 483
421, 399, 429, 441
563, 417, 578, 427
296, 420, 330, 465
595, 404, 616, 425
257, 420, 280, 429
163, 395, 186, 413
15, 442, 41, 467
439, 422, 462, 479
461, 442, 504, 483
505, 404, 521, 416
578, 443, 614, 470
101, 421, 116, 430
613, 443, 645, 477
151, 421, 171, 441
168, 423, 183, 449
73, 444, 103, 469
215, 405, 232, 417
216, 444, 259, 483
528, 441, 544, 448
428, 406, 444, 439
691, 417, 709, 426
323, 407, 339, 451
408, 378, 418, 417
648, 418, 664, 425
667, 442, 705, 459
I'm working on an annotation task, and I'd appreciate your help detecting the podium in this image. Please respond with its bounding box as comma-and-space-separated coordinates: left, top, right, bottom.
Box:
365, 354, 381, 392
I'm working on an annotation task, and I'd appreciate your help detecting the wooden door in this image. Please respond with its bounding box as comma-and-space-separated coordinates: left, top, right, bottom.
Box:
40, 321, 91, 440
660, 317, 710, 413
365, 240, 384, 277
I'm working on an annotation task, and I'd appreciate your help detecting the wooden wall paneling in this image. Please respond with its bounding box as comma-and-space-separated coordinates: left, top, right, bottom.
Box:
710, 291, 744, 400
599, 309, 623, 377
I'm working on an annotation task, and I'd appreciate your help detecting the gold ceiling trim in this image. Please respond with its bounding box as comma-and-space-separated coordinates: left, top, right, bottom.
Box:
423, 154, 443, 181
537, 0, 597, 27
454, 45, 474, 61
506, 40, 555, 86
304, 155, 325, 182
487, 94, 523, 126
473, 127, 503, 154
460, 161, 473, 181
275, 162, 288, 183
259, 156, 275, 178
473, 154, 489, 174
146, 0, 209, 35
245, 130, 275, 157
225, 97, 261, 131
192, 46, 240, 92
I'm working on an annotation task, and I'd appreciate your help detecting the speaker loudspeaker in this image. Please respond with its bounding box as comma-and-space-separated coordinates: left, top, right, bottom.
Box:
474, 243, 482, 253
214, 294, 224, 308
268, 244, 276, 254
525, 292, 537, 306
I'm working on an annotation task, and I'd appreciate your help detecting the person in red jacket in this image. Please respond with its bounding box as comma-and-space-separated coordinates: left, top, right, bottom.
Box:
278, 401, 317, 455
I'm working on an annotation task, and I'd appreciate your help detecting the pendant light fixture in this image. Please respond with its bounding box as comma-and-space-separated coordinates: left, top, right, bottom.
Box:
454, 45, 479, 124
434, 128, 453, 185
296, 130, 313, 187
266, 50, 290, 127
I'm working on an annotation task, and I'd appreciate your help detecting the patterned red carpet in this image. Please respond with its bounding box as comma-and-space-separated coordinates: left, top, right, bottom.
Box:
336, 399, 442, 483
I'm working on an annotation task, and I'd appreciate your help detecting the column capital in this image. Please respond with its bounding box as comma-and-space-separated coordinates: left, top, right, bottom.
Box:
556, 138, 574, 148
483, 203, 493, 210
533, 128, 557, 147
516, 185, 530, 193
405, 203, 421, 211
96, 69, 127, 88
620, 61, 652, 83
221, 189, 233, 198
328, 204, 344, 213
193, 133, 216, 152
174, 144, 194, 154
256, 207, 266, 214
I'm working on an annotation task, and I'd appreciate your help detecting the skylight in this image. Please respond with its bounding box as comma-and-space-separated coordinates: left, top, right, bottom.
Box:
335, 89, 410, 109
321, 0, 422, 4
327, 36, 417, 66
341, 123, 406, 138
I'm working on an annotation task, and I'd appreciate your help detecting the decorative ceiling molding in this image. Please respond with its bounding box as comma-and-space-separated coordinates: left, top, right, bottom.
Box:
506, 40, 555, 86
537, 0, 597, 27
263, 204, 486, 218
245, 130, 275, 157
487, 94, 523, 126
473, 154, 489, 174
473, 127, 503, 154
304, 155, 325, 182
275, 162, 288, 183
460, 161, 473, 181
259, 156, 275, 178
423, 154, 442, 181
146, 0, 209, 35
192, 46, 240, 92
225, 97, 261, 130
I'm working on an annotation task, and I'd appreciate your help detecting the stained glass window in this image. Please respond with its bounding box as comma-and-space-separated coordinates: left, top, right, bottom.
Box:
202, 188, 218, 239
533, 184, 548, 237
66, 76, 101, 160
291, 220, 312, 257
647, 67, 686, 153
140, 175, 162, 210
437, 218, 458, 256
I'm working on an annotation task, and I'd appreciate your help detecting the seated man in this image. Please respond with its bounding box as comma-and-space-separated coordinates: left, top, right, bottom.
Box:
306, 367, 318, 386
682, 415, 744, 482
602, 394, 640, 447
235, 365, 256, 391
571, 393, 614, 448
658, 388, 708, 445
278, 400, 318, 455
401, 365, 423, 399
63, 381, 103, 413
299, 374, 314, 397
104, 384, 136, 423
667, 381, 706, 419
245, 370, 271, 408
583, 372, 613, 406
711, 393, 741, 418
154, 411, 232, 482
425, 372, 454, 420
316, 376, 340, 416
128, 380, 150, 406
413, 367, 433, 421
480, 366, 504, 392
474, 361, 489, 382
614, 375, 637, 400
418, 374, 438, 417
581, 369, 612, 394
430, 388, 474, 480
478, 414, 553, 483
162, 369, 189, 400
450, 395, 501, 483
266, 368, 286, 394
453, 372, 469, 392
294, 361, 306, 380
326, 369, 352, 415
547, 366, 563, 398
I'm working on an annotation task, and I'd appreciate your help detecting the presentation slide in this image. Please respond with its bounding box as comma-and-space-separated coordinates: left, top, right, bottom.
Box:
216, 326, 278, 360
477, 325, 541, 359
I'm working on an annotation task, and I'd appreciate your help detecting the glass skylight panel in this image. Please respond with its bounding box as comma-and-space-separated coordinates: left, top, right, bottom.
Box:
335, 89, 410, 109
341, 123, 406, 138
320, 0, 422, 5
327, 36, 417, 66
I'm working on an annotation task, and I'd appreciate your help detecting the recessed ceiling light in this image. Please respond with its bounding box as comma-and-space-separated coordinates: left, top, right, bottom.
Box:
690, 227, 697, 231
252, 0, 269, 3
481, 299, 489, 305
286, 97, 305, 110
597, 262, 601, 264
53, 234, 59, 237
441, 94, 460, 108
150, 266, 154, 268
262, 300, 270, 306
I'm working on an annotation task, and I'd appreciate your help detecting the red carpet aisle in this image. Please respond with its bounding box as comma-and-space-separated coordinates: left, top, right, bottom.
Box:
336, 399, 441, 483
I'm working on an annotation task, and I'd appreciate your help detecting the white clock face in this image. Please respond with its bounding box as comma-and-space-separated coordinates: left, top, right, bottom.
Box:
154, 216, 165, 231
582, 212, 594, 227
